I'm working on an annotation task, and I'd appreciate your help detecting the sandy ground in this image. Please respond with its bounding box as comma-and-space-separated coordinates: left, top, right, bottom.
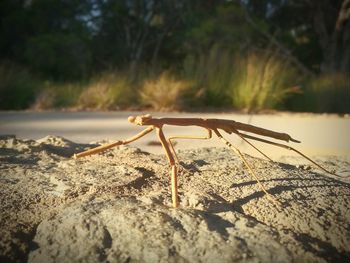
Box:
0, 111, 350, 262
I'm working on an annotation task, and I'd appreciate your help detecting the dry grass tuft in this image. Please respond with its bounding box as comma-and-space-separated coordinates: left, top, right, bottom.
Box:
77, 72, 130, 110
140, 72, 191, 111
31, 82, 82, 110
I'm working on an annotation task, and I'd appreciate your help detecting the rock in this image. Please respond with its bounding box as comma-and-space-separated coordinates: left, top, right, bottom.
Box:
29, 198, 291, 263
0, 135, 349, 262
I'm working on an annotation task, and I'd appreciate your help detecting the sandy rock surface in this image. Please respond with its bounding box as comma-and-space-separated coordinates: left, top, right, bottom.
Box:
0, 135, 350, 262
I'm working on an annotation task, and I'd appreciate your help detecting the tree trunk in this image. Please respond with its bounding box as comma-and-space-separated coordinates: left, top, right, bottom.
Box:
314, 0, 350, 73
325, 18, 350, 73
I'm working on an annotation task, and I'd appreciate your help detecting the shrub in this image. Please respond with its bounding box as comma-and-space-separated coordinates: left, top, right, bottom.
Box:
31, 82, 82, 110
309, 73, 350, 113
140, 71, 191, 111
0, 61, 40, 109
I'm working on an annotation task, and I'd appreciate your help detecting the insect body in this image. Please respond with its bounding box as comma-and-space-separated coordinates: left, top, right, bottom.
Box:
74, 114, 335, 208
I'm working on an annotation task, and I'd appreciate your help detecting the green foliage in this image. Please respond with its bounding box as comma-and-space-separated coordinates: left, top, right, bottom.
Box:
185, 3, 258, 53
182, 45, 233, 107
0, 62, 40, 109
182, 48, 301, 111
24, 34, 91, 80
308, 74, 350, 113
0, 0, 92, 80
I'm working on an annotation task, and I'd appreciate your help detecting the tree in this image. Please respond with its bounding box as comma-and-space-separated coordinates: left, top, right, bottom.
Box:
319, 0, 350, 73
0, 0, 93, 80
91, 0, 190, 76
244, 0, 350, 74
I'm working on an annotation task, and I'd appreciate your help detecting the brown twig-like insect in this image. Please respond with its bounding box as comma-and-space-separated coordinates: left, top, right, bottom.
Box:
73, 114, 336, 208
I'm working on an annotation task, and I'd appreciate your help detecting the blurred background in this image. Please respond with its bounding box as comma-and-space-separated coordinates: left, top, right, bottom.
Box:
0, 0, 349, 113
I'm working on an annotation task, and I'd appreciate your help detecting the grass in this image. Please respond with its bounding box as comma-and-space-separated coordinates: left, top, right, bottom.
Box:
230, 51, 301, 112
182, 45, 233, 107
31, 71, 132, 110
182, 47, 301, 111
1, 53, 348, 113
140, 71, 192, 111
31, 81, 82, 110
77, 72, 131, 110
309, 73, 350, 113
287, 73, 350, 113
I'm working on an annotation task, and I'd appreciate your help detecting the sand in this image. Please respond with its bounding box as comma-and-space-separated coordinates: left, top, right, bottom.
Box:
0, 134, 350, 262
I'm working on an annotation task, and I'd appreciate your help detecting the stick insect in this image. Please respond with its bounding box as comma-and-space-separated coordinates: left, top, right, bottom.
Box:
73, 114, 336, 208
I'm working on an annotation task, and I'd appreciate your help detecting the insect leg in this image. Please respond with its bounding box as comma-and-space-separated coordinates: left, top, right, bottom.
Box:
167, 129, 212, 164
73, 126, 154, 159
234, 131, 273, 162
238, 133, 337, 176
213, 129, 278, 204
156, 127, 179, 208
